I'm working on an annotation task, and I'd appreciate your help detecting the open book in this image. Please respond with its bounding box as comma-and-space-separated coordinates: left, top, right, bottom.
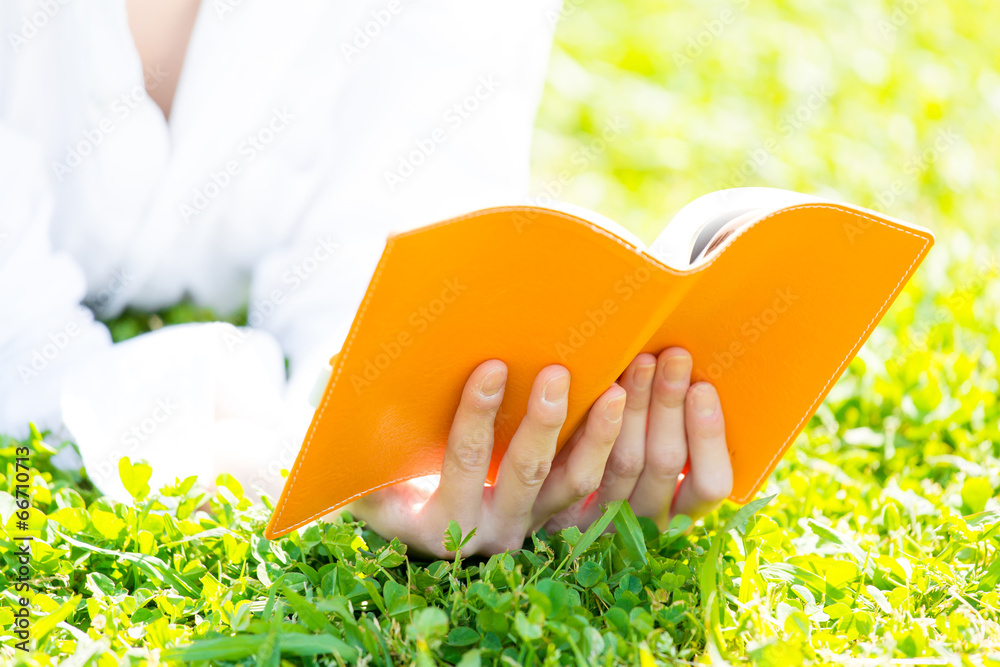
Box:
265, 188, 934, 538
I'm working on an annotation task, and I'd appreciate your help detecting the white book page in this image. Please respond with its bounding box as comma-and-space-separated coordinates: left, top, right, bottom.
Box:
534, 189, 825, 271
648, 187, 825, 269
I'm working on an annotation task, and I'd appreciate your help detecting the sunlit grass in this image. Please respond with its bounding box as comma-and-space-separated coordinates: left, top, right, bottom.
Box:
2, 0, 999, 664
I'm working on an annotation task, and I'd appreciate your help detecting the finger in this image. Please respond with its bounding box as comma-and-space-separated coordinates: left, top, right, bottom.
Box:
488, 365, 569, 532
591, 355, 656, 503
531, 384, 626, 528
669, 382, 733, 523
428, 360, 507, 526
629, 347, 692, 520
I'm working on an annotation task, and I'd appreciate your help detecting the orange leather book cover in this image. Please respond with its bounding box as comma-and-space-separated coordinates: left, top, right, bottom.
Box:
265, 193, 933, 539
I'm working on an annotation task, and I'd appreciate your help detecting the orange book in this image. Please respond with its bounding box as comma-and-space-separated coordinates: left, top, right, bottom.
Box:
265, 188, 933, 539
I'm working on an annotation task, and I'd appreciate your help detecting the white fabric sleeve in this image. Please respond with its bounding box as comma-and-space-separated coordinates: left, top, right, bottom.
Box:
0, 123, 113, 439
59, 321, 294, 502
249, 0, 563, 406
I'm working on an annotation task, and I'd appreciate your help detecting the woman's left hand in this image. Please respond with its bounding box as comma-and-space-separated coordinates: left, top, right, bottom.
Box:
534, 347, 734, 532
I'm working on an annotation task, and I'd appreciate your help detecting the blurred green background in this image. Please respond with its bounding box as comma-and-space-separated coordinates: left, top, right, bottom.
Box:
531, 0, 999, 250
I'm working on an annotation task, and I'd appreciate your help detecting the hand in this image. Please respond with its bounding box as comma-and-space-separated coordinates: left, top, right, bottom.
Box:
541, 348, 733, 533
348, 360, 625, 558
348, 348, 733, 557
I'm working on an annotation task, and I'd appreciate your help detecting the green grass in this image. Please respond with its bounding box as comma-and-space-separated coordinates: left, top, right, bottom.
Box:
3, 269, 998, 665
3, 0, 1000, 664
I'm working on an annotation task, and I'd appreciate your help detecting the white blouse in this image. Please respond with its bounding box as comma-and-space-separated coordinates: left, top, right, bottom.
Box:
0, 0, 559, 500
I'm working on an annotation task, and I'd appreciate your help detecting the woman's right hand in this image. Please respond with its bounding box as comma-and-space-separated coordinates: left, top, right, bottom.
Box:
347, 360, 627, 558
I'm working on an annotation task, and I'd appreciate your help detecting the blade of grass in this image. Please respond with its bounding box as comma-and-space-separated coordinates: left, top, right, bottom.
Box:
611, 500, 648, 567
165, 633, 359, 661
722, 494, 776, 535
551, 499, 623, 577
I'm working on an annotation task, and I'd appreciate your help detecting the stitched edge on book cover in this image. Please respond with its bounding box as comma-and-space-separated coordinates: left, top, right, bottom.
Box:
729, 209, 932, 502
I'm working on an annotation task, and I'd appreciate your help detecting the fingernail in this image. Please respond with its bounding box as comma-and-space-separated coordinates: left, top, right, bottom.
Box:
693, 384, 718, 417
604, 394, 626, 423
634, 362, 656, 386
662, 354, 690, 383
481, 369, 505, 397
542, 373, 570, 404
